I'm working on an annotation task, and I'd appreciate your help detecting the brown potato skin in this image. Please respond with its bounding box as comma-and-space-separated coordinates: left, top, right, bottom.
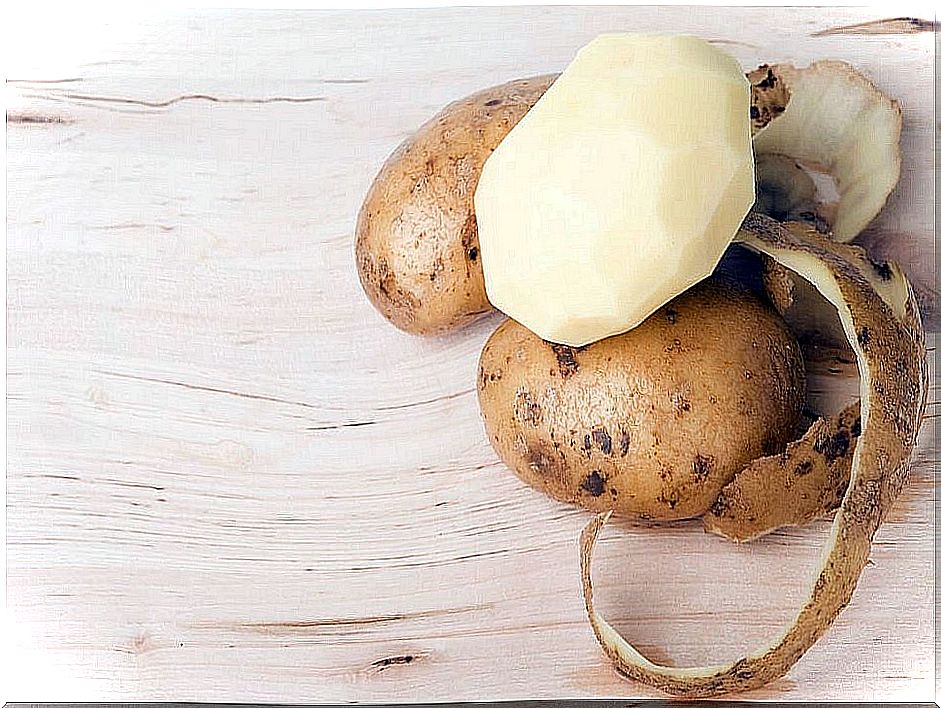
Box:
356, 75, 557, 335
477, 279, 806, 520
704, 402, 859, 541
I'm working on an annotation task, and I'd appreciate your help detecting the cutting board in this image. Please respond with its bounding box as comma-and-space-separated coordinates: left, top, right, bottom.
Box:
6, 7, 936, 701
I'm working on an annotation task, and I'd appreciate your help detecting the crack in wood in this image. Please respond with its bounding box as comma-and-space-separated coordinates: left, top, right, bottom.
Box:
306, 420, 377, 431
225, 604, 491, 633
94, 369, 324, 410
53, 91, 329, 108
7, 111, 70, 124
7, 77, 367, 87
88, 222, 176, 232
373, 388, 474, 412
22, 472, 81, 481
370, 651, 428, 671
417, 460, 502, 476
346, 547, 519, 572
93, 369, 472, 416
7, 77, 85, 84
708, 38, 759, 49
101, 478, 166, 492
812, 16, 937, 35
55, 130, 86, 147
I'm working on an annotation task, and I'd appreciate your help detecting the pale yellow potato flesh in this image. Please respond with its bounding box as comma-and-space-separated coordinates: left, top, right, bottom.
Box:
474, 34, 756, 346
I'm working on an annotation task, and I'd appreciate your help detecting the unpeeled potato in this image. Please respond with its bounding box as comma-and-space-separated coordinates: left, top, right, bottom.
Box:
477, 279, 806, 520
355, 75, 557, 334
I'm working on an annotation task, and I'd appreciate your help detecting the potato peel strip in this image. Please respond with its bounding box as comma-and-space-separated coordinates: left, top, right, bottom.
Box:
751, 61, 902, 242
579, 214, 927, 697
704, 402, 860, 542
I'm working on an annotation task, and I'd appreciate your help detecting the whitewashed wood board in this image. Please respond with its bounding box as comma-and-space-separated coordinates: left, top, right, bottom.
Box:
6, 6, 937, 702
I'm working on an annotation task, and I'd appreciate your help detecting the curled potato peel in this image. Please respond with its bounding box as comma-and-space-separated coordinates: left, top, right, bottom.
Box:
748, 64, 790, 134
751, 61, 902, 242
755, 153, 829, 231
704, 401, 859, 542
579, 214, 927, 697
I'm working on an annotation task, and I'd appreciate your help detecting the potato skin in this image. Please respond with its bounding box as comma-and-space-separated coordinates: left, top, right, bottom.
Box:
477, 279, 806, 520
704, 402, 859, 541
356, 75, 557, 335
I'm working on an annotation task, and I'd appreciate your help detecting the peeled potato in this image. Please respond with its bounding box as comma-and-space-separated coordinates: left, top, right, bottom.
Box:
475, 34, 757, 346
355, 75, 556, 334
477, 279, 805, 520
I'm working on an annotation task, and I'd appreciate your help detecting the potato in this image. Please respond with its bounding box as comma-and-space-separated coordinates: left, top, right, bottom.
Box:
474, 35, 756, 346
355, 75, 556, 334
477, 279, 805, 520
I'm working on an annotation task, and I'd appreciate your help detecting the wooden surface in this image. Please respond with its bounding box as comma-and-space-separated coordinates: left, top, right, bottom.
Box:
6, 7, 937, 702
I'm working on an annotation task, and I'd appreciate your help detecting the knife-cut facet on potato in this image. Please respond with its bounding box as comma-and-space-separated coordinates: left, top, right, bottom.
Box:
579, 214, 927, 697
703, 402, 859, 542
752, 61, 902, 242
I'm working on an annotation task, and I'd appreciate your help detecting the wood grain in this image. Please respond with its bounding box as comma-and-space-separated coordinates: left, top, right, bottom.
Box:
6, 7, 936, 702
